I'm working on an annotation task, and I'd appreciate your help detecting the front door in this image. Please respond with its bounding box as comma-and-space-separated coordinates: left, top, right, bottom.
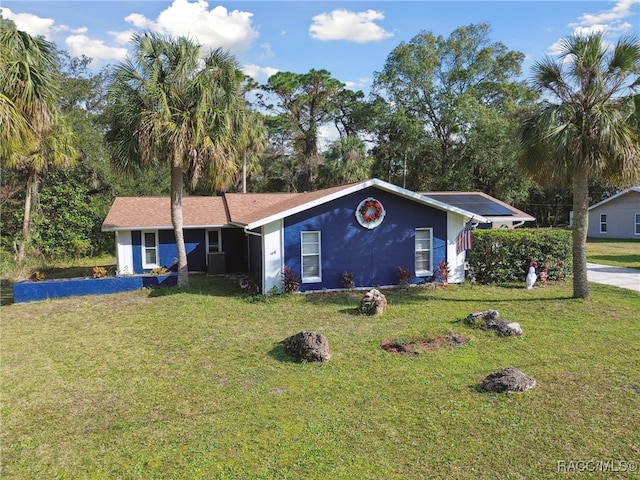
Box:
262, 220, 283, 293
116, 230, 134, 275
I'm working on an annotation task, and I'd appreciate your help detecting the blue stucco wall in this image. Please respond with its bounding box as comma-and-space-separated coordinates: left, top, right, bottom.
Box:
283, 187, 448, 291
13, 274, 177, 303
130, 228, 214, 273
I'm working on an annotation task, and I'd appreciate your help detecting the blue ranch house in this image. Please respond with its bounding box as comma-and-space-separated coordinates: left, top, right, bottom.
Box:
102, 179, 533, 293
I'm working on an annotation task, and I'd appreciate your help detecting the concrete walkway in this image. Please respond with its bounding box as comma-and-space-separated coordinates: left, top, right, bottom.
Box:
587, 263, 640, 293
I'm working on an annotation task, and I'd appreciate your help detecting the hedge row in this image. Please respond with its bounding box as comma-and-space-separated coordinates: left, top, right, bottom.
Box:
467, 229, 572, 284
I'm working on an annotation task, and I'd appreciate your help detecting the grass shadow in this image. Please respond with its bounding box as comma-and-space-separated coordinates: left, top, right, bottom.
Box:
267, 342, 299, 364
468, 383, 487, 394
1, 279, 14, 306
434, 295, 576, 303
145, 274, 242, 299
590, 254, 640, 267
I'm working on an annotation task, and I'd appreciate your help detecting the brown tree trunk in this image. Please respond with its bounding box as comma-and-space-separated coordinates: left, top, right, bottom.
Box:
17, 168, 37, 262
571, 168, 590, 298
242, 151, 247, 193
171, 162, 189, 288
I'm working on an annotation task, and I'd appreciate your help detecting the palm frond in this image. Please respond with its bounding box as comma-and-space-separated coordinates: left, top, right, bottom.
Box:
519, 32, 640, 188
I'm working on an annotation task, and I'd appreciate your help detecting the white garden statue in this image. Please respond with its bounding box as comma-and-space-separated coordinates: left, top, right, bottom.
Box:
526, 260, 538, 289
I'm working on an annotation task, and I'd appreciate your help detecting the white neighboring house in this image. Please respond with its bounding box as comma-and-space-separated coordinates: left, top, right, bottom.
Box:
584, 187, 640, 239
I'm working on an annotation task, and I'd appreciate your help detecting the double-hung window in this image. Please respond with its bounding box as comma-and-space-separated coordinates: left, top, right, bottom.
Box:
301, 231, 321, 283
600, 214, 607, 233
415, 228, 433, 276
635, 213, 640, 235
207, 229, 221, 253
142, 231, 159, 269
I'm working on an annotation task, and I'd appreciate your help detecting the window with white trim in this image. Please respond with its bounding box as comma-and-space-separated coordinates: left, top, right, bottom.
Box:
301, 231, 321, 283
600, 214, 607, 233
142, 230, 159, 268
415, 228, 433, 276
635, 213, 640, 235
207, 229, 222, 253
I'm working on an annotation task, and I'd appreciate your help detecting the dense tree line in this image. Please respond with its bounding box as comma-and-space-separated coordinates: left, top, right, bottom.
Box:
1, 16, 638, 296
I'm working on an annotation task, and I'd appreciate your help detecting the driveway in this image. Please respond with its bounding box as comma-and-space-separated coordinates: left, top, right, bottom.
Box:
587, 263, 640, 293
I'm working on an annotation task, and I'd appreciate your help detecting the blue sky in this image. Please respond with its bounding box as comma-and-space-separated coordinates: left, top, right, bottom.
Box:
2, 0, 638, 94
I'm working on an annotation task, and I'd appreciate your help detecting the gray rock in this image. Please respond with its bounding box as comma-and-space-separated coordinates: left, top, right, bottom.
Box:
359, 288, 387, 316
482, 367, 536, 393
283, 331, 330, 362
465, 310, 523, 336
506, 322, 523, 336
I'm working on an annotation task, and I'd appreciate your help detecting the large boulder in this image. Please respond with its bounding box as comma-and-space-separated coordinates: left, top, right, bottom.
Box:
482, 367, 536, 393
359, 288, 387, 316
283, 331, 330, 362
465, 309, 523, 336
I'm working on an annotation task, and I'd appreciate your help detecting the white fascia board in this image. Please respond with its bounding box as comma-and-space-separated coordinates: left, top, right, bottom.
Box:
483, 215, 536, 223
588, 187, 640, 211
245, 178, 487, 230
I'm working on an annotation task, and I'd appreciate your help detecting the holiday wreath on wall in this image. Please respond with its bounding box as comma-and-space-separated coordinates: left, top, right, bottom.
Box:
355, 197, 386, 229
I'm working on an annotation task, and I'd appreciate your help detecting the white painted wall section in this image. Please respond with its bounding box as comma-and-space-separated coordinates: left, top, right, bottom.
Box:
447, 212, 467, 284
262, 219, 283, 293
115, 230, 134, 275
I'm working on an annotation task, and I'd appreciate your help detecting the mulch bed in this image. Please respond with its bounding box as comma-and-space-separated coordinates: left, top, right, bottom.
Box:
380, 332, 467, 355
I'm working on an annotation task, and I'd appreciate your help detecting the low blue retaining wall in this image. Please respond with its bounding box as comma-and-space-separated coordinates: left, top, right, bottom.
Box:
13, 274, 178, 303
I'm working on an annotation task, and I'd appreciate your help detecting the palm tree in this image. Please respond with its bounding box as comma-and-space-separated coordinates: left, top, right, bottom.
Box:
106, 32, 248, 287
234, 109, 266, 193
519, 32, 640, 298
0, 19, 78, 261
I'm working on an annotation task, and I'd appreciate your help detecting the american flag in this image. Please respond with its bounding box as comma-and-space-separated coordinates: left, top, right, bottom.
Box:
455, 222, 473, 255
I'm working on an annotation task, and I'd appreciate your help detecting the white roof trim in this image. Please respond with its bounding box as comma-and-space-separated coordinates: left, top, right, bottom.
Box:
588, 187, 640, 211
484, 215, 536, 223
244, 178, 487, 230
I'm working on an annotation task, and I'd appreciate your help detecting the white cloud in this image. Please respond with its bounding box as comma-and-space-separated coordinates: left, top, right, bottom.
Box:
65, 35, 128, 62
123, 0, 259, 55
123, 13, 150, 30
318, 124, 340, 150
0, 7, 56, 39
259, 43, 274, 60
109, 30, 136, 46
309, 9, 393, 43
243, 64, 279, 82
546, 0, 639, 57
1, 7, 128, 64
572, 0, 639, 26
568, 0, 639, 35
343, 77, 372, 91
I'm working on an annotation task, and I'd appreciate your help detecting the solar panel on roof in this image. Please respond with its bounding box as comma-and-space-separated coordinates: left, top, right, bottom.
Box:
425, 194, 514, 216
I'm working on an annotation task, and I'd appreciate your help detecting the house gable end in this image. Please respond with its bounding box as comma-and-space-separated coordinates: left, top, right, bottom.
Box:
281, 187, 451, 291
240, 179, 485, 230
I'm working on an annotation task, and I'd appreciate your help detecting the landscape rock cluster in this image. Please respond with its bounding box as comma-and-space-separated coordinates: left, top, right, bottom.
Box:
465, 309, 523, 336
282, 302, 535, 394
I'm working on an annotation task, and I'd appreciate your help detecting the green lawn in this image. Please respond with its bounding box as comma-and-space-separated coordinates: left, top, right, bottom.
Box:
587, 238, 640, 269
1, 276, 639, 479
